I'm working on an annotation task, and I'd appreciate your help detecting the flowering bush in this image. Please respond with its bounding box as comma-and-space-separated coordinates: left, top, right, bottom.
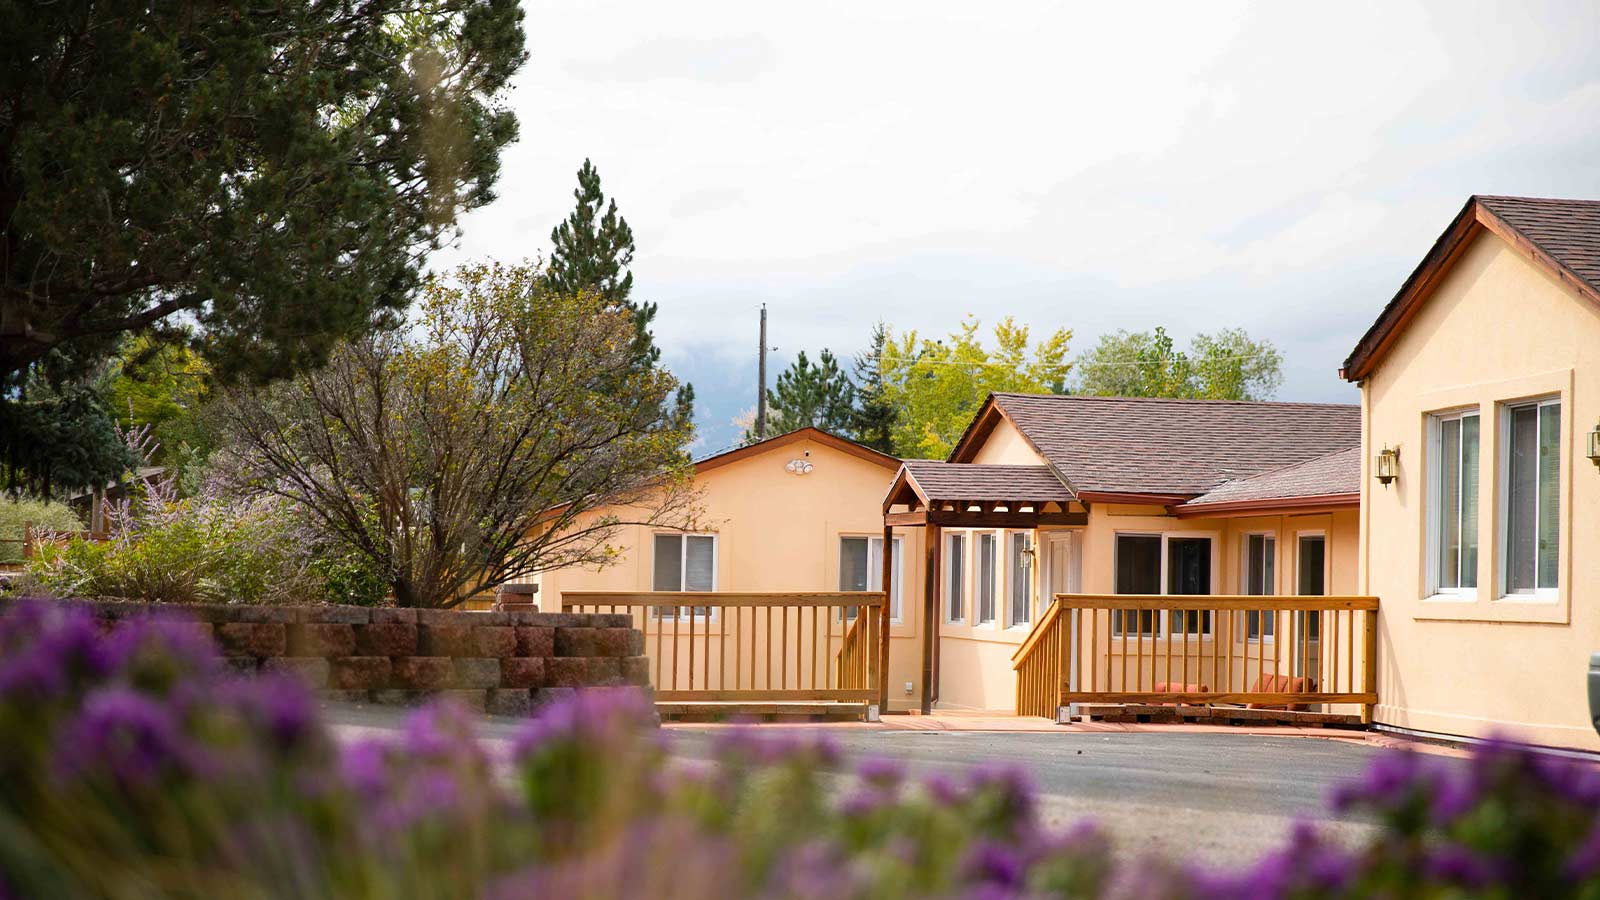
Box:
1, 598, 1598, 899
19, 475, 386, 607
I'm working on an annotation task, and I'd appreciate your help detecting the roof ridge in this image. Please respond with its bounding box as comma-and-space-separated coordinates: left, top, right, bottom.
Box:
991, 391, 1359, 409
1475, 194, 1600, 205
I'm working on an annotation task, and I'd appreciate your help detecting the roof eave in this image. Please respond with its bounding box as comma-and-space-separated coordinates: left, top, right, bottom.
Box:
1172, 492, 1360, 518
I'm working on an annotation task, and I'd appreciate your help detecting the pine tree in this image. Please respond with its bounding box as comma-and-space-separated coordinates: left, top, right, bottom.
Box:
547, 160, 694, 426
762, 350, 855, 437
850, 321, 898, 454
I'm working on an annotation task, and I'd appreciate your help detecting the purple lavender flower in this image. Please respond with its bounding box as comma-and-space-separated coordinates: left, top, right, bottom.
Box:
104, 613, 221, 692
0, 602, 111, 702
339, 739, 391, 797
856, 755, 905, 789
54, 686, 203, 787
1425, 842, 1497, 888
1566, 823, 1600, 881
961, 840, 1026, 889
215, 672, 318, 755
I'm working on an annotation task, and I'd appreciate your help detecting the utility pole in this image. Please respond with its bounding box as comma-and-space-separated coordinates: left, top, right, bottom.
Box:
756, 304, 768, 440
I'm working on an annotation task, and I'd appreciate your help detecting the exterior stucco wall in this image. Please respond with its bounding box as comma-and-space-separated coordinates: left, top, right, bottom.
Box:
930, 506, 1359, 713
967, 418, 1049, 465
538, 436, 927, 712
1359, 230, 1600, 750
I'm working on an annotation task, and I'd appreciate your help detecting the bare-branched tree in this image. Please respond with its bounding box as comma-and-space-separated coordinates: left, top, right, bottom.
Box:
212, 262, 698, 608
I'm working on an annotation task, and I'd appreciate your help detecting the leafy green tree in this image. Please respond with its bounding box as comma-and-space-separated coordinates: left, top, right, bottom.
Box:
213, 263, 698, 609
755, 350, 855, 439
1, 0, 528, 482
1074, 326, 1282, 401
547, 160, 694, 426
850, 321, 898, 454
880, 317, 1072, 459
106, 336, 216, 483
1, 378, 133, 500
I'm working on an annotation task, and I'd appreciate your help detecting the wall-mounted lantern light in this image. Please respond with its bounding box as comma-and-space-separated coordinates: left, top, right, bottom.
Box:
1375, 444, 1400, 487
784, 458, 814, 476
1587, 421, 1600, 469
1019, 544, 1035, 569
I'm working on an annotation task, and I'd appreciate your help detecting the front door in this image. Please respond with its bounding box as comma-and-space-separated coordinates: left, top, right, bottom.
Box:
1041, 531, 1078, 689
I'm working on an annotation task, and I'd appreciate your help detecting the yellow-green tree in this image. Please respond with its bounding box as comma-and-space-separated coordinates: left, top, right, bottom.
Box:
879, 317, 1072, 459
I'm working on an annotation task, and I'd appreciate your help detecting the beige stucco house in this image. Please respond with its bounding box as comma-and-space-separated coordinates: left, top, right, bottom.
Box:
1342, 195, 1600, 751
886, 393, 1367, 714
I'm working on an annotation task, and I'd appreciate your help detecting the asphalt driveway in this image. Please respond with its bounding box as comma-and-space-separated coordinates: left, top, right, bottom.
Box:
326, 704, 1430, 864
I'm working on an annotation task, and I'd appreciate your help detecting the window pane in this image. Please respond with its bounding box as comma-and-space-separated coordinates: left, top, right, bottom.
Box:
977, 534, 996, 624
1010, 533, 1032, 625
1244, 534, 1275, 640
685, 535, 715, 591
1538, 404, 1560, 590
1298, 536, 1325, 597
652, 534, 682, 591
1167, 537, 1210, 633
1114, 535, 1161, 635
1506, 406, 1539, 591
947, 534, 965, 622
1460, 415, 1479, 588
888, 539, 902, 622
1437, 417, 1461, 589
840, 538, 869, 592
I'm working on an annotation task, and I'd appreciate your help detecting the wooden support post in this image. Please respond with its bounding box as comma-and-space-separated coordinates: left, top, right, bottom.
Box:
921, 524, 941, 715
878, 523, 893, 711
1362, 607, 1378, 723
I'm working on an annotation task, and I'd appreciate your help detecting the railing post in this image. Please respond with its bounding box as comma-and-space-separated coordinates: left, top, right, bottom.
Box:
1362, 606, 1378, 724
878, 524, 893, 711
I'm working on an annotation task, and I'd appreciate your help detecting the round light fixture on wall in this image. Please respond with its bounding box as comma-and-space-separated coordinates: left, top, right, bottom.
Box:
785, 459, 814, 475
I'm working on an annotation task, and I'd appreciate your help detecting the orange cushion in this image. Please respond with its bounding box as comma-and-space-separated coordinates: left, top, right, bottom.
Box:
1247, 674, 1315, 710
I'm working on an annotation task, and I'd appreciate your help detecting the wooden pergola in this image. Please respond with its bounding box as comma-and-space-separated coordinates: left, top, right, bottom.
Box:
881, 461, 1085, 713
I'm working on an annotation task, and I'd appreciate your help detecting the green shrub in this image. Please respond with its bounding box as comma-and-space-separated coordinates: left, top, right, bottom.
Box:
0, 497, 83, 564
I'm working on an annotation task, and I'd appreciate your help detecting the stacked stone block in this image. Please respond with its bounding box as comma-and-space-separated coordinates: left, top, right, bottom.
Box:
26, 600, 651, 715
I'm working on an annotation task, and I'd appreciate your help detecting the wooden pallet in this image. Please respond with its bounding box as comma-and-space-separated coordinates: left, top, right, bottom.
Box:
1075, 703, 1363, 728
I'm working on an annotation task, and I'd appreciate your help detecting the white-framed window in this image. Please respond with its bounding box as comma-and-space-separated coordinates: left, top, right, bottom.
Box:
1427, 408, 1480, 596
945, 532, 966, 623
839, 535, 903, 623
1240, 532, 1276, 640
975, 532, 998, 625
1295, 532, 1326, 642
652, 533, 716, 618
1112, 533, 1214, 637
1500, 397, 1560, 597
1008, 532, 1032, 627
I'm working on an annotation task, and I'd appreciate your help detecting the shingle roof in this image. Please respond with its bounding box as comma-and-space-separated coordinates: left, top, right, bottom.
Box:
1182, 446, 1361, 508
989, 393, 1361, 497
1476, 195, 1600, 292
899, 460, 1073, 504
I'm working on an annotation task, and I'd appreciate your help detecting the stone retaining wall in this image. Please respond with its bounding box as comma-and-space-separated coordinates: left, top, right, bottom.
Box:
33, 599, 650, 716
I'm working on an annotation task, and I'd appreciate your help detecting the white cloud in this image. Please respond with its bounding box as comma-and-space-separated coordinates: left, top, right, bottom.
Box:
436, 0, 1600, 448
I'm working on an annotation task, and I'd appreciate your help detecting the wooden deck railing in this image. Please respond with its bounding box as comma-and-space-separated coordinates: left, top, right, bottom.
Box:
562, 591, 885, 707
1013, 594, 1378, 719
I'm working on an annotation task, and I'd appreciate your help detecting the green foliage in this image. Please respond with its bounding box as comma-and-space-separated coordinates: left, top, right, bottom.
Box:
0, 497, 83, 564
23, 489, 385, 606
546, 160, 693, 427
106, 335, 218, 487
1074, 326, 1284, 401
754, 349, 855, 440
0, 0, 527, 387
879, 317, 1073, 459
213, 262, 699, 609
849, 321, 898, 454
0, 379, 134, 499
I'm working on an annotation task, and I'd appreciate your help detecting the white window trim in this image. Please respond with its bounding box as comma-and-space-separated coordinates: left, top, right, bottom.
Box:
1238, 530, 1277, 644
1006, 530, 1034, 630
944, 532, 967, 624
1425, 407, 1480, 601
975, 531, 1000, 628
837, 534, 904, 624
652, 532, 718, 620
1111, 531, 1219, 639
1497, 396, 1561, 602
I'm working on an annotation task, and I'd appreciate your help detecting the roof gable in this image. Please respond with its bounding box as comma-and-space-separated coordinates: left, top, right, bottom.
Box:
1342, 195, 1600, 382
1177, 446, 1360, 513
694, 427, 899, 475
972, 393, 1360, 498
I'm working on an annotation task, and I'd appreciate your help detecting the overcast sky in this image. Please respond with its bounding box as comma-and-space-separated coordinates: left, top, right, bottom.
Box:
433, 0, 1600, 453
